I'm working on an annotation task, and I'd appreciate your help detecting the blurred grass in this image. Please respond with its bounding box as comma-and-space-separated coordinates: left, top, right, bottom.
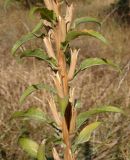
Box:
0, 0, 130, 159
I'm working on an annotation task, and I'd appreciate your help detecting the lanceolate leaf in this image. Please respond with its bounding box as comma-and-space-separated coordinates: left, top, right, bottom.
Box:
77, 106, 124, 128
12, 21, 44, 55
37, 140, 47, 160
18, 137, 39, 158
20, 83, 56, 105
29, 6, 40, 18
12, 107, 47, 122
20, 49, 57, 69
20, 49, 48, 59
32, 20, 44, 36
72, 17, 101, 28
75, 122, 101, 145
64, 30, 107, 46
76, 58, 120, 75
30, 7, 57, 24
12, 33, 36, 55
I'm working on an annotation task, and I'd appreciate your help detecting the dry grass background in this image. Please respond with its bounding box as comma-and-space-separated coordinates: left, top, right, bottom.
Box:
0, 0, 130, 159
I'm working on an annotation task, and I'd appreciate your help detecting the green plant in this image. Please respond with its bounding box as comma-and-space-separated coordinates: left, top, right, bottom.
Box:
11, 0, 124, 159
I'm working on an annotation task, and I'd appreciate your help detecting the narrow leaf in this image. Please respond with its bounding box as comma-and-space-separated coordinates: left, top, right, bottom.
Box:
37, 140, 47, 160
12, 33, 36, 55
32, 20, 44, 36
75, 122, 101, 145
72, 17, 101, 28
77, 58, 120, 74
64, 30, 107, 46
20, 49, 57, 69
20, 49, 48, 60
29, 6, 40, 18
12, 107, 47, 122
20, 83, 56, 105
18, 137, 39, 158
77, 106, 124, 128
12, 21, 44, 55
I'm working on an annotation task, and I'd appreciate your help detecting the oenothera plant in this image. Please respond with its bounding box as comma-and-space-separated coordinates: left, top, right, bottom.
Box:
12, 0, 124, 160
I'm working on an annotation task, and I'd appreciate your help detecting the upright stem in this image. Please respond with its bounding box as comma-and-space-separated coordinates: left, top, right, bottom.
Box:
56, 12, 73, 160
49, 1, 75, 159
58, 50, 68, 96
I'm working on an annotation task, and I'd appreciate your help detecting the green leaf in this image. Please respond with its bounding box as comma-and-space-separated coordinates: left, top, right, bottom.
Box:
18, 137, 39, 158
20, 49, 57, 69
20, 83, 56, 105
75, 99, 82, 109
30, 7, 57, 24
77, 106, 124, 128
37, 140, 47, 160
12, 21, 44, 55
12, 33, 36, 55
76, 58, 120, 75
64, 30, 107, 46
32, 21, 44, 37
72, 17, 101, 28
40, 8, 57, 24
20, 49, 48, 59
58, 96, 69, 116
75, 122, 101, 145
12, 107, 47, 122
29, 6, 40, 18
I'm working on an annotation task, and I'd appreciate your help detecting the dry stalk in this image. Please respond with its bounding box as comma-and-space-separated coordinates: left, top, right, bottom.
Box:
47, 1, 75, 159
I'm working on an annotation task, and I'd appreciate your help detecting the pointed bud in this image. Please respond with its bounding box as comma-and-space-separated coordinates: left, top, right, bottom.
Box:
47, 96, 61, 127
51, 73, 64, 98
65, 4, 74, 31
69, 87, 75, 105
43, 36, 56, 59
59, 16, 66, 42
68, 49, 79, 81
